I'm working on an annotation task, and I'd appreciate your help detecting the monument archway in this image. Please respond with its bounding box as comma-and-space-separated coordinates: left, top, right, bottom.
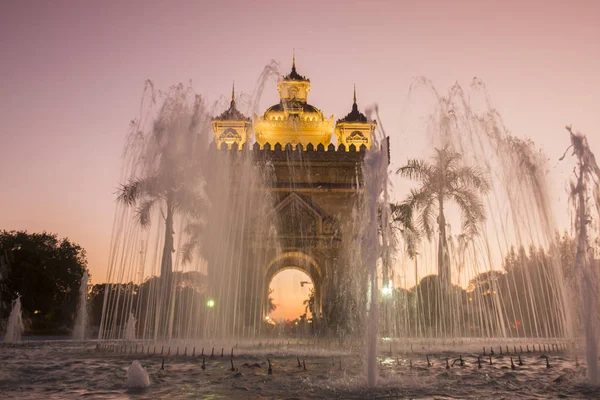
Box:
268, 267, 315, 320
264, 252, 322, 319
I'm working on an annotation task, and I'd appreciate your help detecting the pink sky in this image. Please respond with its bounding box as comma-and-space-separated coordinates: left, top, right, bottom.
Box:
1, 0, 598, 292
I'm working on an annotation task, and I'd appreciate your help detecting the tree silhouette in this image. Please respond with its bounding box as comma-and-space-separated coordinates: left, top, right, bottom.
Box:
267, 288, 277, 314
117, 163, 205, 278
117, 86, 208, 278
0, 231, 88, 334
303, 288, 315, 318
397, 145, 490, 285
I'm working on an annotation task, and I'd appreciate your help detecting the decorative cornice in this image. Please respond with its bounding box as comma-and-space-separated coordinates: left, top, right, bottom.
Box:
207, 138, 390, 164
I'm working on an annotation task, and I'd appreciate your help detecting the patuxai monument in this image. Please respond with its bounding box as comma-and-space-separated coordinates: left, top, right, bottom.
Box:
4, 2, 600, 398
206, 57, 384, 335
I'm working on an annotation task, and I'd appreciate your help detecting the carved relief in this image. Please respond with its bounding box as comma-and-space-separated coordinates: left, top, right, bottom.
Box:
268, 193, 342, 241
219, 128, 241, 141
273, 193, 321, 237
347, 130, 369, 144
278, 204, 317, 236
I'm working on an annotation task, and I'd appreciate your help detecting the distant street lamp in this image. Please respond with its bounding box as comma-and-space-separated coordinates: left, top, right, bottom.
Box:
206, 299, 215, 308
381, 281, 393, 297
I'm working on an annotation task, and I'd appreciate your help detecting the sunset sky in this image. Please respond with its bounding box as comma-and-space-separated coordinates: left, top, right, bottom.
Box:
1, 1, 598, 319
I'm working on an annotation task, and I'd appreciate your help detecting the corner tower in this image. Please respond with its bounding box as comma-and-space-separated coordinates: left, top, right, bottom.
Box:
212, 84, 252, 149
335, 86, 376, 150
254, 57, 334, 148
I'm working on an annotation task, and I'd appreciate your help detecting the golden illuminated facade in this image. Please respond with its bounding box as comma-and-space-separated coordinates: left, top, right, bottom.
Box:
212, 84, 252, 149
208, 58, 384, 334
212, 58, 375, 151
254, 57, 334, 149
335, 86, 376, 150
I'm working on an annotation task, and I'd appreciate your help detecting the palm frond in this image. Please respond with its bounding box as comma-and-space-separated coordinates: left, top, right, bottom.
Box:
435, 145, 462, 170
116, 176, 160, 205
400, 187, 436, 240
181, 238, 201, 265
390, 202, 416, 232
390, 202, 421, 259
181, 216, 207, 264
403, 227, 420, 259
172, 184, 208, 219
183, 221, 206, 236
136, 199, 157, 227
117, 181, 141, 205
419, 199, 436, 240
397, 159, 432, 181
452, 186, 486, 238
455, 166, 491, 194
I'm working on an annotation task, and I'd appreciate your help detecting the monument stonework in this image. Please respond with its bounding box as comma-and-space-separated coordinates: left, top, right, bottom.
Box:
209, 59, 378, 330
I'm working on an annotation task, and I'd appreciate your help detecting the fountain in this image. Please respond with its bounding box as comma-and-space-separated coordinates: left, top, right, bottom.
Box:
73, 271, 88, 340
91, 63, 600, 398
361, 129, 391, 387
126, 360, 150, 388
0, 65, 597, 398
562, 126, 600, 383
389, 77, 572, 340
123, 312, 136, 341
4, 297, 24, 343
100, 72, 576, 340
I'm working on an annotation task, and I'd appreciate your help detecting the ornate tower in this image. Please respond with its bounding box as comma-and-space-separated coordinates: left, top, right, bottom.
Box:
334, 86, 376, 150
254, 57, 334, 148
212, 84, 252, 149
207, 61, 388, 337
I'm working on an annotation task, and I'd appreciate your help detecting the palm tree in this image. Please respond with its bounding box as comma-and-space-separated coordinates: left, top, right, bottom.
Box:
268, 288, 277, 314
303, 288, 315, 318
390, 202, 420, 260
180, 219, 206, 266
117, 86, 208, 279
117, 163, 205, 278
389, 202, 422, 334
117, 150, 205, 341
397, 145, 490, 286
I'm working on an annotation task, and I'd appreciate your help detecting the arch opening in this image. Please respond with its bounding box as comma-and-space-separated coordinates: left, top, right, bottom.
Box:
263, 252, 323, 323
268, 268, 315, 322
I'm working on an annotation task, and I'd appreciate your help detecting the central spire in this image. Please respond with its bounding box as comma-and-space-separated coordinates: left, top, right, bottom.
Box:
283, 51, 309, 82
256, 57, 332, 149
231, 82, 235, 102
351, 84, 359, 113
277, 53, 311, 102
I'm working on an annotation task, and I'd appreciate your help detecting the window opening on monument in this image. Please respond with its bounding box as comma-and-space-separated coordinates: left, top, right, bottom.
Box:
268, 268, 314, 323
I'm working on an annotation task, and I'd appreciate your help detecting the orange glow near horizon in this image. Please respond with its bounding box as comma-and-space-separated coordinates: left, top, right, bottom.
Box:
269, 269, 313, 321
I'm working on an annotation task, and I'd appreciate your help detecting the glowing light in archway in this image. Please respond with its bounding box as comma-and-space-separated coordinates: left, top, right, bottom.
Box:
268, 268, 314, 321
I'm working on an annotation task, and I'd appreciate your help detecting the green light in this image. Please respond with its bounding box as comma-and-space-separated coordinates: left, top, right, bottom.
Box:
381, 281, 393, 297
206, 299, 215, 308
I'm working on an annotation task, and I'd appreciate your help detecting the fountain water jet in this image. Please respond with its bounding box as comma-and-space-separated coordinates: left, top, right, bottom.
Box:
126, 360, 150, 388
98, 69, 577, 391
124, 313, 136, 341
4, 297, 24, 343
73, 271, 88, 340
361, 105, 393, 387
393, 77, 572, 339
562, 126, 600, 384
99, 72, 281, 341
